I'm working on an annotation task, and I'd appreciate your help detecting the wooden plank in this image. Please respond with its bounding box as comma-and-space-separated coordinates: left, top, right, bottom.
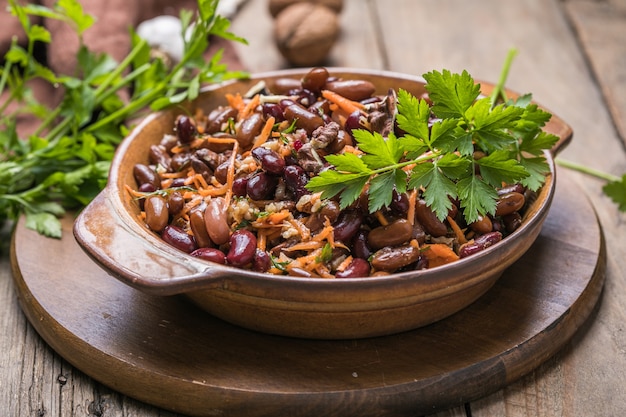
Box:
370, 0, 626, 416
564, 0, 626, 147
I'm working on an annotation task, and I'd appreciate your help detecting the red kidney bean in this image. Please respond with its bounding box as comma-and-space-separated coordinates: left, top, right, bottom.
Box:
459, 231, 502, 258
283, 164, 310, 199
144, 195, 169, 232
189, 207, 213, 248
296, 89, 317, 107
170, 152, 191, 172
253, 249, 272, 272
167, 191, 185, 216
206, 106, 237, 134
204, 197, 230, 245
503, 212, 523, 233
352, 229, 372, 259
190, 156, 213, 182
227, 229, 257, 267
389, 189, 409, 214
246, 172, 278, 200
149, 144, 171, 169
332, 210, 363, 243
344, 110, 368, 135
213, 159, 231, 185
411, 221, 427, 245
133, 164, 161, 189
324, 79, 376, 101
470, 215, 493, 234
308, 99, 331, 116
232, 177, 249, 197
161, 225, 197, 253
169, 177, 187, 188
138, 182, 156, 194
302, 67, 329, 93
175, 115, 197, 144
335, 258, 370, 278
251, 147, 285, 175
262, 103, 285, 122
371, 243, 421, 272
271, 78, 303, 95
367, 218, 413, 250
414, 199, 448, 237
236, 112, 264, 149
190, 247, 226, 264
495, 192, 525, 216
283, 104, 324, 135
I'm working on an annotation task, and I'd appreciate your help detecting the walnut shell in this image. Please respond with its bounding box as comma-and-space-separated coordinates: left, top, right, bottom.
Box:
268, 0, 343, 18
273, 3, 340, 67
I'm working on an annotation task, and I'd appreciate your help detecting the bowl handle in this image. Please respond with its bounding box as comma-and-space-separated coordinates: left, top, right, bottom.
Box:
73, 190, 228, 296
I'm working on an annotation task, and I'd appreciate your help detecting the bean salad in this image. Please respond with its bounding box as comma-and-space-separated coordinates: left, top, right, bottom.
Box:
130, 67, 531, 278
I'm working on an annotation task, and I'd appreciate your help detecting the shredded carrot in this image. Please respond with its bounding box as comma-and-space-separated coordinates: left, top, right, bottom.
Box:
421, 243, 460, 268
336, 255, 354, 272
314, 264, 334, 278
225, 93, 245, 112
257, 230, 267, 251
160, 178, 173, 189
192, 173, 209, 190
375, 210, 389, 226
447, 215, 468, 244
283, 241, 324, 252
407, 189, 418, 225
238, 94, 261, 120
289, 218, 311, 240
312, 221, 334, 242
267, 210, 291, 224
252, 116, 275, 149
321, 89, 365, 114
160, 171, 187, 179
125, 184, 146, 198
169, 144, 187, 154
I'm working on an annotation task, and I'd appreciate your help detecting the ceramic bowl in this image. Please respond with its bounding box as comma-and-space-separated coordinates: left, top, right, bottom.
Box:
73, 68, 572, 339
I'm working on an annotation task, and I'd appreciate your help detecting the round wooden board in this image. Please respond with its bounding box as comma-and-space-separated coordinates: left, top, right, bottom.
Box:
10, 170, 605, 417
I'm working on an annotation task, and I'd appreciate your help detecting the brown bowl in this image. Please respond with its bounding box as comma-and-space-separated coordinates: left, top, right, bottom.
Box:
73, 68, 572, 339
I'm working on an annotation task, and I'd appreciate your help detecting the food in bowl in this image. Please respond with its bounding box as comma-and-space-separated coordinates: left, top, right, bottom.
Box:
74, 67, 571, 338
127, 67, 558, 278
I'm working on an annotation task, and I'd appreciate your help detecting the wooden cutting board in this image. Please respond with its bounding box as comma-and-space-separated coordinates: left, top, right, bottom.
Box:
10, 170, 605, 417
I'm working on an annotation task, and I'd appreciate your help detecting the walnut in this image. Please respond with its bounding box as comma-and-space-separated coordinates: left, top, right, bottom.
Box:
273, 3, 340, 67
268, 0, 343, 18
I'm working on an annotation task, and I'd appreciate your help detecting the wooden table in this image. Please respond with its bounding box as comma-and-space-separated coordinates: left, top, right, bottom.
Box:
1, 0, 625, 415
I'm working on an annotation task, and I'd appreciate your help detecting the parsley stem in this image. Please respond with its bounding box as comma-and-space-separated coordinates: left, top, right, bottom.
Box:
490, 48, 518, 108
35, 106, 63, 138
369, 151, 442, 176
95, 63, 151, 105
93, 39, 148, 98
556, 158, 620, 183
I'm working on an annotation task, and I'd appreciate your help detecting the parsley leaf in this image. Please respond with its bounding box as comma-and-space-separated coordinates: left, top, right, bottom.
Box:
603, 176, 626, 211
307, 55, 563, 225
423, 69, 481, 119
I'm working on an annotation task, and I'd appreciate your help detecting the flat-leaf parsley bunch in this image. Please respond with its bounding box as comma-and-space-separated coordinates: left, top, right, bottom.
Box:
307, 61, 559, 225
0, 0, 247, 238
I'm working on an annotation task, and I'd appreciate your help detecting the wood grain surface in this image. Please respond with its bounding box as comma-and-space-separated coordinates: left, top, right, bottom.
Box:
10, 169, 605, 417
2, 0, 626, 416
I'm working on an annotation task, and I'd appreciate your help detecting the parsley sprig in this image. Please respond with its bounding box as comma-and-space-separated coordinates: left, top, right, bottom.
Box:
0, 0, 247, 238
307, 55, 559, 224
